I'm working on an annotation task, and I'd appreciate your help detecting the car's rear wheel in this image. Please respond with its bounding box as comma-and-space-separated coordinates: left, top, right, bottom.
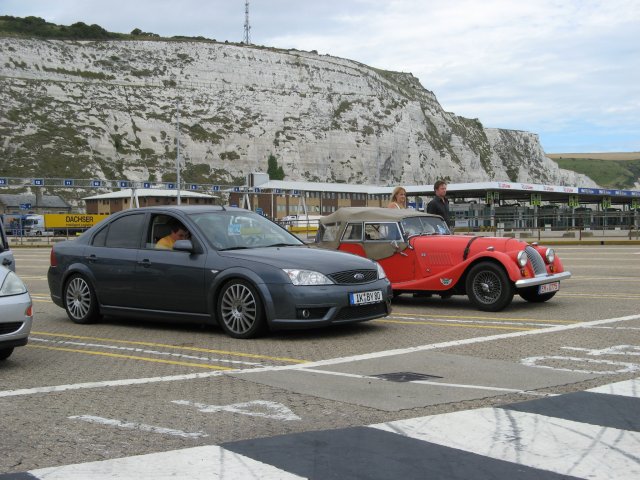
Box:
0, 348, 14, 360
64, 274, 100, 324
465, 262, 514, 312
518, 287, 557, 303
217, 280, 266, 339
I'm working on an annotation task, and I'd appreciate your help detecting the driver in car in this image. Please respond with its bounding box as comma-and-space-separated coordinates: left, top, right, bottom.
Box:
156, 219, 189, 249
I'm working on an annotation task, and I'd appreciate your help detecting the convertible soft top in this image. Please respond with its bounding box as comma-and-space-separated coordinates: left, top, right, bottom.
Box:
319, 207, 440, 225
317, 207, 442, 260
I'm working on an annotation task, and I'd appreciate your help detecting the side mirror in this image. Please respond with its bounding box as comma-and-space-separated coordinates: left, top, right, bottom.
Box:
173, 239, 194, 252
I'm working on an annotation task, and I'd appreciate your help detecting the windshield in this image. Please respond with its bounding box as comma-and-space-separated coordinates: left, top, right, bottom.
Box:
189, 211, 304, 250
401, 216, 450, 237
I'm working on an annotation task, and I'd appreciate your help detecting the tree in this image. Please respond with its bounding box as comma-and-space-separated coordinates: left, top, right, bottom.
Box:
267, 154, 285, 180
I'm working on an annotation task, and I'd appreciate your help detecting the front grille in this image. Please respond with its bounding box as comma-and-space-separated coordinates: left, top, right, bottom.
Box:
0, 322, 23, 335
329, 269, 377, 285
335, 302, 388, 321
525, 246, 547, 275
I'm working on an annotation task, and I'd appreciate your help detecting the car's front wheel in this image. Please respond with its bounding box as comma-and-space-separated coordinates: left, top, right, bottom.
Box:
0, 348, 14, 360
465, 262, 514, 312
217, 279, 266, 339
518, 286, 557, 303
64, 274, 100, 324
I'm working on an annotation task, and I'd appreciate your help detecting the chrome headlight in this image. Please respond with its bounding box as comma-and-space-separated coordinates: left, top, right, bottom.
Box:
376, 262, 387, 280
0, 270, 28, 296
283, 269, 334, 286
516, 250, 528, 267
545, 248, 555, 264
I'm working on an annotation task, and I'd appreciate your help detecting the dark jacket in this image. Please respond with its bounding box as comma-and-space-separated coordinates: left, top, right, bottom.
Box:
426, 196, 450, 226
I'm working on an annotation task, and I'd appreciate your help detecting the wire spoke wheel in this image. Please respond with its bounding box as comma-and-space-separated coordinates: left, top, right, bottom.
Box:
218, 280, 265, 338
465, 262, 514, 312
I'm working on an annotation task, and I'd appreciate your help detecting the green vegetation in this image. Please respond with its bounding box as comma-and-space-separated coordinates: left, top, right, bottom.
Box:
0, 16, 119, 39
552, 157, 640, 189
42, 66, 115, 80
267, 154, 285, 180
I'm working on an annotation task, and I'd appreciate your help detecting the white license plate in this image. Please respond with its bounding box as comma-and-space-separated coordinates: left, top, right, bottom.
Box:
539, 282, 560, 294
349, 290, 383, 305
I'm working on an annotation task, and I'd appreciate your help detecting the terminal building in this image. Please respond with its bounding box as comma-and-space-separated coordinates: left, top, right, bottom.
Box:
228, 174, 640, 230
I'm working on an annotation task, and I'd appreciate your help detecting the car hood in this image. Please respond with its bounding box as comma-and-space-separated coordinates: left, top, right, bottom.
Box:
219, 246, 378, 273
411, 234, 527, 255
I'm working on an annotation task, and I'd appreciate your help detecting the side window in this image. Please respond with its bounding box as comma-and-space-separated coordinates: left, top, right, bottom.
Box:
319, 222, 340, 242
92, 225, 108, 246
342, 223, 363, 241
364, 223, 401, 241
102, 214, 145, 248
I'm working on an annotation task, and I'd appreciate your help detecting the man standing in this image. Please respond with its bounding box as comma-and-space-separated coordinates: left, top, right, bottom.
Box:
426, 180, 452, 230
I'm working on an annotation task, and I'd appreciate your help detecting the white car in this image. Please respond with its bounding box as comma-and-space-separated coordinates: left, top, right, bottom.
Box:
0, 266, 33, 360
0, 217, 15, 271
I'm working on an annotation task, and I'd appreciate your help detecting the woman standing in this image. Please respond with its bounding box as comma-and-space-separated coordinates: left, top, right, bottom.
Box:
387, 186, 407, 209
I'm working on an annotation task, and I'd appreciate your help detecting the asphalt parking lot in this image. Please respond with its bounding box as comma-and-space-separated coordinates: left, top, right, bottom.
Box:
1, 245, 639, 474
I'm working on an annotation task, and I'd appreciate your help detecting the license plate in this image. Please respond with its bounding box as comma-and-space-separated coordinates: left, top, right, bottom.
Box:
539, 282, 560, 294
349, 290, 383, 305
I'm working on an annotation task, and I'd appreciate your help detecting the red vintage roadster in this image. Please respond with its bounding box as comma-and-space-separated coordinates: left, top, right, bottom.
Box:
315, 207, 571, 312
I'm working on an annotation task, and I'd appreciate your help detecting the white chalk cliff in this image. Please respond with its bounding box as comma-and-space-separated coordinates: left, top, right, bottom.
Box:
0, 38, 597, 188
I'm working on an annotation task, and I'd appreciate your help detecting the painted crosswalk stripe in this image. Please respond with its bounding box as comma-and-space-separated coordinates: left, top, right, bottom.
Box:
24, 446, 304, 480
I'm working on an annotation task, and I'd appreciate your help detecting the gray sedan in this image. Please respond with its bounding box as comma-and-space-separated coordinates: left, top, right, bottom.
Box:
0, 266, 33, 360
48, 206, 392, 338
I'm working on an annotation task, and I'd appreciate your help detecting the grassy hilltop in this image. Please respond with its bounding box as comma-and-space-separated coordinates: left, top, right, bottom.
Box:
547, 153, 640, 189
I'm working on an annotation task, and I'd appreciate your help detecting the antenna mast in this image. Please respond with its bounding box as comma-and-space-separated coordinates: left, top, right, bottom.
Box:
243, 1, 251, 44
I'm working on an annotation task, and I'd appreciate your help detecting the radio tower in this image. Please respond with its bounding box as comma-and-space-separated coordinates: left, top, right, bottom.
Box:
243, 1, 251, 44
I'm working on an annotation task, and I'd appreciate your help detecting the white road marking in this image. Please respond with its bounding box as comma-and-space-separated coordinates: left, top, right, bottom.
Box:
372, 407, 640, 479
68, 415, 208, 439
173, 400, 301, 421
31, 337, 264, 366
28, 445, 304, 480
587, 378, 640, 397
2, 313, 639, 398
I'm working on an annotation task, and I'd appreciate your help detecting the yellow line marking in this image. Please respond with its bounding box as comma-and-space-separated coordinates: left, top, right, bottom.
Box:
558, 293, 640, 298
28, 345, 234, 370
390, 312, 578, 324
31, 331, 307, 364
376, 319, 533, 331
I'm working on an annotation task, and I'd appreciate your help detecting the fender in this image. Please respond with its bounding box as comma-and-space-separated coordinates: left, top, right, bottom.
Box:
206, 266, 277, 325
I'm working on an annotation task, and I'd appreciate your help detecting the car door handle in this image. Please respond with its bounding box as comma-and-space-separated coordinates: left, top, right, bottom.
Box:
137, 259, 151, 268
86, 254, 98, 263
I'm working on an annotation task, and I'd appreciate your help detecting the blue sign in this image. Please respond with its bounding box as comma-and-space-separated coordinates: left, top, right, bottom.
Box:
167, 183, 175, 189
212, 185, 220, 191
33, 179, 44, 186
275, 189, 282, 194
143, 182, 151, 188
233, 187, 240, 192
190, 184, 198, 190
119, 181, 129, 188
64, 179, 74, 186
292, 190, 300, 195
20, 203, 32, 210
254, 187, 261, 193
92, 180, 102, 187
256, 207, 264, 215
0, 178, 7, 185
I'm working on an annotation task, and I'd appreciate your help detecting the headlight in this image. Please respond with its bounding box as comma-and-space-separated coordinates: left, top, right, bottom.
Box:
283, 269, 334, 285
545, 248, 555, 264
0, 271, 28, 296
516, 250, 528, 267
376, 262, 387, 279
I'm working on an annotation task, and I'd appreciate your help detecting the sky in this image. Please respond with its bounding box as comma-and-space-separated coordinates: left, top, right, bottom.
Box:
2, 0, 639, 154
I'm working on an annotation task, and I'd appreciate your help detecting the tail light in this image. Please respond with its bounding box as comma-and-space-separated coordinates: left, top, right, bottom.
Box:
49, 248, 57, 267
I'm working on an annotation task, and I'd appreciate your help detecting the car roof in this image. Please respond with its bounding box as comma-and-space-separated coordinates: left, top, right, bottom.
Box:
319, 207, 440, 224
